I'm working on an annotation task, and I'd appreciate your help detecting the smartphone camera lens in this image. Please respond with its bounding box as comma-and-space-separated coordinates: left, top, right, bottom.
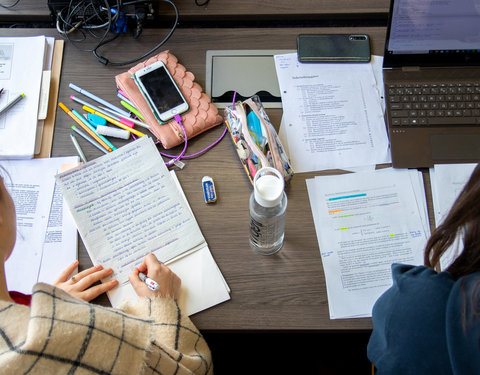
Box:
349, 35, 367, 41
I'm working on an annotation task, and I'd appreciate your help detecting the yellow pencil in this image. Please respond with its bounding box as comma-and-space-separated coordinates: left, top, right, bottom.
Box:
58, 102, 113, 152
83, 106, 145, 138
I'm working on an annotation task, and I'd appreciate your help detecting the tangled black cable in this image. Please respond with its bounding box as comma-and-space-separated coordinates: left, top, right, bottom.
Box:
56, 0, 178, 66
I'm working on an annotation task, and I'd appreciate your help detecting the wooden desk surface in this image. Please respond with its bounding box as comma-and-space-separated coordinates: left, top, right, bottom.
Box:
1, 26, 390, 331
156, 0, 390, 20
0, 0, 389, 23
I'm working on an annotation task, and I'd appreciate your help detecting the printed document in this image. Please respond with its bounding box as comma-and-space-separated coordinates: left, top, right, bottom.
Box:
4, 156, 78, 294
275, 53, 390, 172
0, 35, 46, 159
56, 137, 230, 315
306, 169, 429, 319
430, 163, 476, 270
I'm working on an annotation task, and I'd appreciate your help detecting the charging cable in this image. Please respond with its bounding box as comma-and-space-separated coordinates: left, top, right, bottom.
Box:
155, 115, 228, 168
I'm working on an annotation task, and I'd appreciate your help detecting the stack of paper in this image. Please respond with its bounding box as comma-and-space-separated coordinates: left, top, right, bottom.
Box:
4, 157, 78, 294
55, 137, 230, 316
430, 163, 477, 270
0, 35, 55, 159
306, 168, 429, 319
274, 52, 390, 172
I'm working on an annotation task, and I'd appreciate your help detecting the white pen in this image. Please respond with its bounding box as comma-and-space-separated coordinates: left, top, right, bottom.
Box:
138, 272, 159, 291
69, 83, 131, 118
71, 95, 145, 129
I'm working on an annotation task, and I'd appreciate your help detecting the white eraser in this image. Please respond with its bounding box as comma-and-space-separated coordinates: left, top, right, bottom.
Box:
95, 125, 130, 140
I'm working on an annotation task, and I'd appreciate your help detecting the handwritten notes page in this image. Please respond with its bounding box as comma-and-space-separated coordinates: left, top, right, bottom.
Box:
306, 168, 429, 319
274, 53, 390, 172
108, 170, 231, 316
56, 137, 205, 286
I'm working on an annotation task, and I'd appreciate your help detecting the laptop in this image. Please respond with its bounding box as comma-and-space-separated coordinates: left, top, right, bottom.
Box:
383, 0, 480, 168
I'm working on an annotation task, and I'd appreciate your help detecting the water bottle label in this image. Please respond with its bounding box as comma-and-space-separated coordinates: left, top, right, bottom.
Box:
250, 216, 284, 247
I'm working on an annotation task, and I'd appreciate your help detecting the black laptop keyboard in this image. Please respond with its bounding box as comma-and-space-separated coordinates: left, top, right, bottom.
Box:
386, 83, 480, 126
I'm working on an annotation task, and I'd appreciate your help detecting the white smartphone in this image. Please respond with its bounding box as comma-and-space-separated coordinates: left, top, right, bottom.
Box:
133, 60, 189, 123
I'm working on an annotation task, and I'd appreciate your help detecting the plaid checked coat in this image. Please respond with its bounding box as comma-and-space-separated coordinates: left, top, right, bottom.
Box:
0, 283, 212, 374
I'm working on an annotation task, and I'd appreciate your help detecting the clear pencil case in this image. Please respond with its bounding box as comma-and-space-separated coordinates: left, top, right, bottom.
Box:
224, 95, 294, 184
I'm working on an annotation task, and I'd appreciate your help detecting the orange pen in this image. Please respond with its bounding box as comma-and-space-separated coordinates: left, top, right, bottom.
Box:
58, 102, 112, 152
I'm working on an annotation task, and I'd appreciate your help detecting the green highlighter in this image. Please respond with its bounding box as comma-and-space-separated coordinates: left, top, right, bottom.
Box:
120, 100, 145, 121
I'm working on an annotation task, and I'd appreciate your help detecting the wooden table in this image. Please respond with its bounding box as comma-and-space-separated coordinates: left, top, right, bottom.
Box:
0, 26, 393, 332
156, 0, 390, 23
0, 0, 390, 24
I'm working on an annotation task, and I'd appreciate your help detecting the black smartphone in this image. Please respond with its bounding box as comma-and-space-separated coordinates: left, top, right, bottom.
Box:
297, 34, 371, 63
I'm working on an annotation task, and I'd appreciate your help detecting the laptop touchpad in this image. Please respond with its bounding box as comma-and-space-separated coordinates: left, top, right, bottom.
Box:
431, 134, 480, 160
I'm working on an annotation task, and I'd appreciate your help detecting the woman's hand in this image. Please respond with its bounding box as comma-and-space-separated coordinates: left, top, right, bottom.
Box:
53, 260, 118, 302
129, 253, 181, 300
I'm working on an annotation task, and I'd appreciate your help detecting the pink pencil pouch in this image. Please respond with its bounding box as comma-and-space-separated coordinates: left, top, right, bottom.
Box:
115, 51, 223, 149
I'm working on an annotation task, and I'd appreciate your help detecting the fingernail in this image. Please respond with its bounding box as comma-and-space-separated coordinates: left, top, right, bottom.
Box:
95, 265, 103, 270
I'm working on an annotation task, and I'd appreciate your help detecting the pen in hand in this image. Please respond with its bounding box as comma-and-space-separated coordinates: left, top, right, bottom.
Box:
138, 272, 159, 291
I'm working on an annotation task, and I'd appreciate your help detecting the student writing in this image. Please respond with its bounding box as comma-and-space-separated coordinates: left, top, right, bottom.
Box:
0, 168, 212, 374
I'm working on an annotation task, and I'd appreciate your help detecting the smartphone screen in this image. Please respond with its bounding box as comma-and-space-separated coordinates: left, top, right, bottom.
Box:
137, 65, 186, 117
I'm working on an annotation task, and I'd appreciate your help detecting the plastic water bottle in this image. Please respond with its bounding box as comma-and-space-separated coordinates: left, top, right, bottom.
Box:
249, 167, 287, 255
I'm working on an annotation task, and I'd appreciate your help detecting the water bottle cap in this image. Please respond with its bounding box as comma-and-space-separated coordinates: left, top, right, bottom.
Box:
253, 167, 284, 207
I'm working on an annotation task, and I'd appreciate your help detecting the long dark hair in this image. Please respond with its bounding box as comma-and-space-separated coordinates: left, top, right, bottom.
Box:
425, 164, 480, 276
424, 163, 480, 330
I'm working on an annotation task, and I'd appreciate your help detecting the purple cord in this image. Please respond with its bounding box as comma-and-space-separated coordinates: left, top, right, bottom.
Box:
156, 113, 229, 165
162, 114, 189, 167
157, 91, 237, 166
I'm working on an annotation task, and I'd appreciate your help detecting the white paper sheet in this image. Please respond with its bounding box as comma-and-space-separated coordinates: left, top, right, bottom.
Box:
429, 163, 477, 270
56, 137, 205, 286
110, 244, 231, 316
307, 169, 429, 319
3, 157, 78, 293
274, 53, 390, 172
56, 137, 230, 315
0, 35, 46, 159
37, 158, 79, 285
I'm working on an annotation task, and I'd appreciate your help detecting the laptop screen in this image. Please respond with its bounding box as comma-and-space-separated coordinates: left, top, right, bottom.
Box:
384, 0, 480, 67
